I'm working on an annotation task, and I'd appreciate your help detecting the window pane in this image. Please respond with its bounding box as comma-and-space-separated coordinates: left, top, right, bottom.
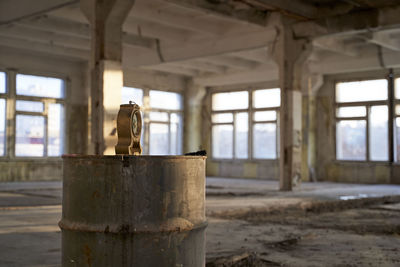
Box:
253, 123, 277, 159
369, 106, 388, 161
212, 113, 233, 123
16, 115, 45, 157
336, 79, 387, 103
336, 120, 366, 161
0, 99, 5, 156
0, 72, 5, 93
395, 78, 400, 99
253, 88, 280, 108
149, 123, 169, 155
121, 87, 143, 106
149, 111, 168, 122
212, 91, 248, 111
235, 113, 248, 159
170, 113, 182, 155
150, 90, 182, 110
48, 103, 64, 156
396, 104, 400, 116
212, 125, 233, 159
396, 118, 400, 162
16, 100, 44, 112
16, 74, 64, 98
254, 111, 276, 121
336, 106, 366, 118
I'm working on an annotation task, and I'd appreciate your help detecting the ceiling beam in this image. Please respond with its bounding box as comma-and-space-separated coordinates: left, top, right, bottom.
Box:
129, 2, 226, 36
293, 5, 400, 39
366, 31, 400, 51
312, 37, 360, 57
123, 28, 277, 68
169, 60, 227, 74
248, 0, 318, 19
229, 47, 270, 63
0, 0, 78, 25
194, 63, 278, 86
197, 55, 259, 70
142, 64, 199, 77
0, 35, 87, 60
0, 25, 90, 50
15, 15, 157, 49
165, 0, 268, 26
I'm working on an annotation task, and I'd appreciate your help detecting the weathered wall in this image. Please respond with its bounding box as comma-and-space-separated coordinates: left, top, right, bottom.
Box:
0, 46, 88, 181
316, 70, 400, 184
204, 81, 280, 180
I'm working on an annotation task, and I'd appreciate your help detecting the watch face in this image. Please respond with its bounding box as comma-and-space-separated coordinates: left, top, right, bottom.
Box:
131, 111, 140, 137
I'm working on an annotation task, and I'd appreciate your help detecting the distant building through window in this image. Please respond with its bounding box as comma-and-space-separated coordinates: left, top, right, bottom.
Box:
211, 88, 280, 160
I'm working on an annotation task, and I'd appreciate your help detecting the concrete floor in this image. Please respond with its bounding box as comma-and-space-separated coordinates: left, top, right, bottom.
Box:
1, 178, 400, 266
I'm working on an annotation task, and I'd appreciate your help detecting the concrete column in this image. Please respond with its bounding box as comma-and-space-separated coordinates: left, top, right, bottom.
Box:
270, 14, 311, 191
81, 0, 134, 155
184, 80, 206, 153
301, 74, 323, 182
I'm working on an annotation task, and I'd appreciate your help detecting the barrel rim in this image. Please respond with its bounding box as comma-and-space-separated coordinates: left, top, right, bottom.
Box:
62, 154, 207, 160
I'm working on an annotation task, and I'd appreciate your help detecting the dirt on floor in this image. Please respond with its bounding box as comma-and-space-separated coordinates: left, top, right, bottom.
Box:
205, 201, 400, 267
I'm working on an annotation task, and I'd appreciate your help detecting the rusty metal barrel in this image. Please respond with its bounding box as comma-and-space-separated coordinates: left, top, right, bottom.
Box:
59, 155, 207, 267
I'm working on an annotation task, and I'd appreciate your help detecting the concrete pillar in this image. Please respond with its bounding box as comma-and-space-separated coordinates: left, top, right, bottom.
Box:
81, 0, 134, 155
184, 80, 206, 153
270, 14, 312, 191
301, 74, 323, 182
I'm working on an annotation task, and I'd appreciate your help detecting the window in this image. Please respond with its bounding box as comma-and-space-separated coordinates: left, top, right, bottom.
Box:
211, 88, 280, 160
395, 78, 400, 162
122, 87, 183, 155
0, 72, 6, 156
335, 79, 388, 161
13, 74, 65, 157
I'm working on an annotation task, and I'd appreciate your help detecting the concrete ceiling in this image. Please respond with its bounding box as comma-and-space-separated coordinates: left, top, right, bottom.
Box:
1, 0, 400, 86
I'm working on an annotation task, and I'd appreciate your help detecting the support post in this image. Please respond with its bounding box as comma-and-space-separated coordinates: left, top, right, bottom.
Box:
270, 14, 311, 191
184, 80, 206, 153
81, 0, 134, 155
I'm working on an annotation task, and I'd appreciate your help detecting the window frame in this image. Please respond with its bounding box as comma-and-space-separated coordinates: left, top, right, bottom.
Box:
394, 77, 400, 162
0, 69, 67, 159
334, 78, 391, 162
122, 86, 183, 155
210, 87, 280, 161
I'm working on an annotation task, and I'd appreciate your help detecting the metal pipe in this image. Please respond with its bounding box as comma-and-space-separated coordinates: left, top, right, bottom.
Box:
60, 155, 207, 267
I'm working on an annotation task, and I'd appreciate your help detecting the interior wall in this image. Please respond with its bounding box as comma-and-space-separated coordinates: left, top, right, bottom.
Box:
0, 47, 88, 181
316, 69, 400, 184
204, 81, 280, 180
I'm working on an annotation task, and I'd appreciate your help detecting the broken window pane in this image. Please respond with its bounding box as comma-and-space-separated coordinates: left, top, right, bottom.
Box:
212, 113, 233, 123
0, 99, 5, 156
336, 120, 366, 161
15, 115, 45, 157
0, 72, 5, 93
336, 106, 366, 118
336, 79, 388, 103
48, 103, 64, 156
212, 91, 248, 111
121, 87, 143, 106
253, 88, 280, 108
254, 111, 277, 121
212, 125, 233, 159
149, 123, 169, 155
253, 123, 277, 159
235, 113, 248, 159
16, 100, 44, 113
150, 90, 182, 110
369, 105, 388, 161
16, 74, 64, 98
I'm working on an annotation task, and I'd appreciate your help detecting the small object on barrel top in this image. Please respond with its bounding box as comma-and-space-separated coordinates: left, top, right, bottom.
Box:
184, 150, 207, 156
